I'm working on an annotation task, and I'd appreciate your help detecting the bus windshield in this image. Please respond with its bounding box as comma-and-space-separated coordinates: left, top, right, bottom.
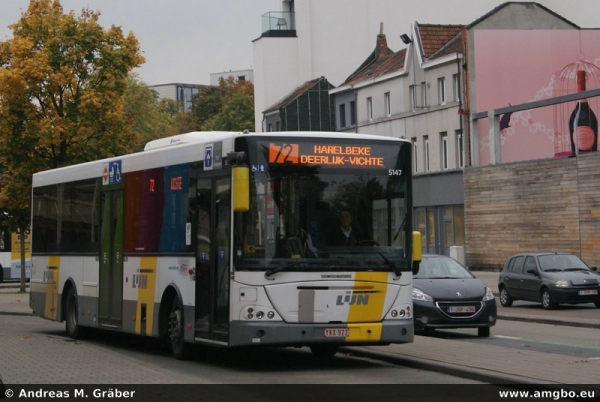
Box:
234, 137, 412, 274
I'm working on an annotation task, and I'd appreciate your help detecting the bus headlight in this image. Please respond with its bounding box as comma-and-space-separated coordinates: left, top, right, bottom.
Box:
386, 304, 411, 319
241, 306, 281, 321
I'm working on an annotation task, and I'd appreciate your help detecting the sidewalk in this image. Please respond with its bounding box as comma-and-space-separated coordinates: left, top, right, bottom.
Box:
0, 283, 32, 316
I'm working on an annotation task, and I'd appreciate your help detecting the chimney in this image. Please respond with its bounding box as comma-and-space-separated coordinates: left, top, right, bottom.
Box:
376, 22, 388, 60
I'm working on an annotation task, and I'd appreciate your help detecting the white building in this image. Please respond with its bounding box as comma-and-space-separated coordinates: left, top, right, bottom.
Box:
209, 69, 254, 86
149, 83, 207, 113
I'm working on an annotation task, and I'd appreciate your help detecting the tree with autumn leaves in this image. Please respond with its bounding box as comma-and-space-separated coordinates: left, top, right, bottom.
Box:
0, 0, 143, 288
192, 76, 255, 132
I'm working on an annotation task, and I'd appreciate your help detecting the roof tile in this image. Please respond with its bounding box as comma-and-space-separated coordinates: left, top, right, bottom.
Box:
417, 24, 464, 59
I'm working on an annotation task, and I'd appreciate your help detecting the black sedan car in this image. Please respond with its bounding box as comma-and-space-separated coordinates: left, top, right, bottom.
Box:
499, 252, 600, 310
413, 255, 497, 337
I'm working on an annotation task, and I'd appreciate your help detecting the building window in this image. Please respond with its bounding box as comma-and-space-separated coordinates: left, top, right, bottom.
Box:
438, 77, 446, 105
350, 101, 356, 125
441, 132, 448, 170
453, 74, 460, 102
276, 121, 280, 131
410, 85, 418, 110
367, 97, 373, 121
177, 86, 199, 112
456, 130, 464, 168
421, 82, 427, 108
339, 104, 346, 128
424, 135, 430, 172
384, 92, 391, 117
453, 205, 465, 245
238, 75, 246, 81
268, 123, 273, 132
412, 138, 418, 173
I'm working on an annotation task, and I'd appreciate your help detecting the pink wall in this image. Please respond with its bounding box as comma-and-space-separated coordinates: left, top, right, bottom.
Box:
474, 30, 600, 165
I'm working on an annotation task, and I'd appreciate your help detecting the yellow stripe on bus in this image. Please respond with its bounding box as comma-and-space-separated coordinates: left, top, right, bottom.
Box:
347, 272, 388, 322
135, 257, 157, 335
46, 256, 60, 321
345, 323, 383, 342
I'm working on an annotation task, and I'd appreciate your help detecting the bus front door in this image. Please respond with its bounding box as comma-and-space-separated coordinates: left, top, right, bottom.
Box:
195, 176, 231, 343
98, 190, 124, 328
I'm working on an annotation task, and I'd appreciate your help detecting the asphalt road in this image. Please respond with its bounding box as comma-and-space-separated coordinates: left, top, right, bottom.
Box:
0, 314, 484, 385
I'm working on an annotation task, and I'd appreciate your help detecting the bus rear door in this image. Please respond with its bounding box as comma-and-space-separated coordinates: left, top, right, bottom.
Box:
98, 189, 124, 328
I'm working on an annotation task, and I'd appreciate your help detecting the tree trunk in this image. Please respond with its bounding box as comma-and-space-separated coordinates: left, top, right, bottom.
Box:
19, 228, 26, 293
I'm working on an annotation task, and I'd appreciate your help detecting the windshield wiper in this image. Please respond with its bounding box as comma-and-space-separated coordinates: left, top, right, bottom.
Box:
264, 261, 304, 278
378, 252, 401, 277
563, 268, 587, 271
429, 276, 461, 279
542, 268, 563, 272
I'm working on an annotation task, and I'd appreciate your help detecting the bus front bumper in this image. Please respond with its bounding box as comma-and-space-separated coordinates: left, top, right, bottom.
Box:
228, 320, 414, 347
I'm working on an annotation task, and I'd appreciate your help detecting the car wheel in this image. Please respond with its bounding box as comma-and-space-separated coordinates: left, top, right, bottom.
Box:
478, 327, 490, 337
499, 287, 513, 307
168, 296, 191, 360
541, 288, 557, 310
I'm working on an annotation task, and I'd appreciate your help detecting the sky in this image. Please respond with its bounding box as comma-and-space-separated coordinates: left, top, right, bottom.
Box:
2, 1, 599, 88
0, 0, 281, 86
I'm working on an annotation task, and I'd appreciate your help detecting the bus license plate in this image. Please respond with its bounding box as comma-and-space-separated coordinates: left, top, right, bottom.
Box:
448, 306, 475, 313
324, 328, 349, 338
579, 289, 598, 295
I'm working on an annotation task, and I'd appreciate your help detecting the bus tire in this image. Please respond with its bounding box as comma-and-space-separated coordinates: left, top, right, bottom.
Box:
168, 296, 191, 360
65, 287, 85, 339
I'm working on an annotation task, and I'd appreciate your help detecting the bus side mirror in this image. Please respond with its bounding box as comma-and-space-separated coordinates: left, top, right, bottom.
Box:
412, 231, 422, 275
232, 165, 249, 212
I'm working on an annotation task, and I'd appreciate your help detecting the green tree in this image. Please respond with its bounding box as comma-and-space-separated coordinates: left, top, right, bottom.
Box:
191, 85, 222, 128
0, 0, 144, 289
191, 77, 255, 132
124, 74, 175, 152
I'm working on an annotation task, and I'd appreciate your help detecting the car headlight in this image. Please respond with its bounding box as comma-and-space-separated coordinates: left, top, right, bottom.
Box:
412, 288, 433, 302
483, 287, 495, 301
555, 280, 570, 288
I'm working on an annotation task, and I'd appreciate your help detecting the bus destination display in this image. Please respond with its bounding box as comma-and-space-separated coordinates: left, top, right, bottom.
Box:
268, 142, 385, 166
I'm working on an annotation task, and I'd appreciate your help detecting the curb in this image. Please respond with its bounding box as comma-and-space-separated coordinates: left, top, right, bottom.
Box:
341, 346, 532, 385
342, 347, 596, 392
0, 311, 34, 316
497, 314, 600, 329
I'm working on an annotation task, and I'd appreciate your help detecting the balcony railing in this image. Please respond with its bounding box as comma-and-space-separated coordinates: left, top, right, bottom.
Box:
261, 11, 296, 37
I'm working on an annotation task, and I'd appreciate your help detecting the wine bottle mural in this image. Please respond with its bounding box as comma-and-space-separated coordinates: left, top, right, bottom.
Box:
553, 60, 600, 157
569, 70, 598, 154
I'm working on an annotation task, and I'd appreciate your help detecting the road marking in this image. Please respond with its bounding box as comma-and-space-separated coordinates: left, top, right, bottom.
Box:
494, 334, 600, 352
494, 335, 522, 340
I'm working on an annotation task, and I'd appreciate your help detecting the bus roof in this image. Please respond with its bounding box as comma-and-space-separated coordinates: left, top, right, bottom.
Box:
32, 131, 409, 187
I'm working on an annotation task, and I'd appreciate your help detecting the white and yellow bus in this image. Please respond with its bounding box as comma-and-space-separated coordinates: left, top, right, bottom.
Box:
30, 131, 421, 359
0, 228, 30, 283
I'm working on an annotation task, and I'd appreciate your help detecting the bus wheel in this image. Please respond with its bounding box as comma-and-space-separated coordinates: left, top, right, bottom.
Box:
65, 287, 84, 339
168, 297, 191, 360
309, 344, 339, 358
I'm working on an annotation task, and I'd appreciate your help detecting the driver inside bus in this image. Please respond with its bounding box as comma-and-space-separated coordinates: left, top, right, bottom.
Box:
329, 209, 360, 246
